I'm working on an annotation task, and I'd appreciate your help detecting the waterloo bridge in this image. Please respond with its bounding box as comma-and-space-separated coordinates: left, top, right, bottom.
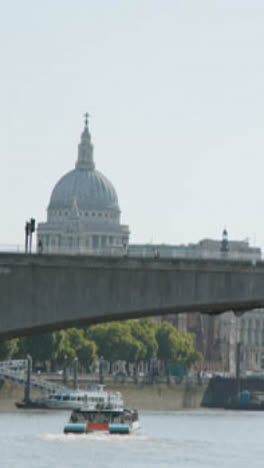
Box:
1, 253, 264, 340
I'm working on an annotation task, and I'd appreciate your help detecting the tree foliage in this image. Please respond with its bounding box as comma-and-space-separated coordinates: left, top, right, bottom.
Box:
0, 339, 17, 361
129, 318, 158, 361
8, 318, 202, 373
86, 322, 143, 363
56, 328, 97, 371
156, 321, 202, 368
14, 333, 55, 367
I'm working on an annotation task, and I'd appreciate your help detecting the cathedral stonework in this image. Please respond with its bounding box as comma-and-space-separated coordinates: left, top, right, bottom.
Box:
37, 116, 129, 255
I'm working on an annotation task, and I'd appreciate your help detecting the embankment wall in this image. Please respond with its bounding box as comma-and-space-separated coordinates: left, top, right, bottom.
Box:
0, 380, 206, 412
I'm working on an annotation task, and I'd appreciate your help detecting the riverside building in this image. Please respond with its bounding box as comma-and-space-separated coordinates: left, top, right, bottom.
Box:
129, 235, 262, 375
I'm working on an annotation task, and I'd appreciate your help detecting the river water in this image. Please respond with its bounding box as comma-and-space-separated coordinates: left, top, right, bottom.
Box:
1, 409, 263, 468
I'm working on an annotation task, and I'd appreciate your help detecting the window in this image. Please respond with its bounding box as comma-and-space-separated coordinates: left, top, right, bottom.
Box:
92, 235, 99, 248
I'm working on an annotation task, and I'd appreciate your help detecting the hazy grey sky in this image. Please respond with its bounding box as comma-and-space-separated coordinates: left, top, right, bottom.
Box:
1, 0, 264, 249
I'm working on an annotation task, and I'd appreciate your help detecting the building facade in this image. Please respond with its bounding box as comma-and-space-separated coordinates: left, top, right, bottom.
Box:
37, 117, 129, 255
129, 235, 262, 375
239, 311, 264, 373
128, 237, 261, 261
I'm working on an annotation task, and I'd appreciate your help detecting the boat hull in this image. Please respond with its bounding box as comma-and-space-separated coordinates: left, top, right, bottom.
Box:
64, 423, 87, 434
109, 421, 140, 434
15, 399, 49, 409
225, 403, 264, 410
64, 421, 140, 435
15, 399, 82, 410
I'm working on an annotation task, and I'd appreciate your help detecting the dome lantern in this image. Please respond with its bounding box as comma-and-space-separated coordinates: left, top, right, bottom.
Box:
75, 112, 95, 170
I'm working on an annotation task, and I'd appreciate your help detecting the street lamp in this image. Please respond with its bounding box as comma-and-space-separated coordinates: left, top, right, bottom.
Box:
220, 228, 229, 257
24, 218, 36, 254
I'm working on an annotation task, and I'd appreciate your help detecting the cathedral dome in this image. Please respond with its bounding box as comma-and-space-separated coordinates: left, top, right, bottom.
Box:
49, 169, 119, 211
48, 116, 119, 213
38, 114, 129, 255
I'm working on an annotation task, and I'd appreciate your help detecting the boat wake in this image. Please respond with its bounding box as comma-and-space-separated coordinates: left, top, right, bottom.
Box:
37, 432, 148, 443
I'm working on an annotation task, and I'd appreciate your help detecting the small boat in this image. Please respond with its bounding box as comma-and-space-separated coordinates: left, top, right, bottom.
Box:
64, 406, 140, 435
16, 384, 119, 411
64, 390, 139, 435
225, 390, 264, 410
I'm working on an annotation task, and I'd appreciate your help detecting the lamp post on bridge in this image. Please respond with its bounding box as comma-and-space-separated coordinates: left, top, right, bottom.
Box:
24, 218, 36, 254
220, 228, 229, 258
25, 222, 30, 253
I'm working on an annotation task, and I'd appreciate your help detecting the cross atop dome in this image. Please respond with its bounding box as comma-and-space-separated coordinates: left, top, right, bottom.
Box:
84, 112, 89, 128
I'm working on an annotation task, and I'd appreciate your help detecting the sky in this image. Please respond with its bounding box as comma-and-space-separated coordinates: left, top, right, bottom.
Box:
1, 0, 264, 250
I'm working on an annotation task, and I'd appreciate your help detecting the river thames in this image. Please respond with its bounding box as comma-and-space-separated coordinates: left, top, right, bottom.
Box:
1, 409, 263, 468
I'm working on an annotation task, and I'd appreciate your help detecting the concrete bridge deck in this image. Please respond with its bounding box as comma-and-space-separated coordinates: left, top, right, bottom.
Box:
1, 253, 264, 340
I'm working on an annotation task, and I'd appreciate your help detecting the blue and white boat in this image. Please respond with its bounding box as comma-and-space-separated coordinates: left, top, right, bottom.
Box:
16, 384, 118, 411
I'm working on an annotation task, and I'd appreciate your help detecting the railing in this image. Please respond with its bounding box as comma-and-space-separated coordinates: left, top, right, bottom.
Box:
128, 250, 261, 262
0, 244, 261, 261
0, 359, 27, 370
0, 361, 66, 393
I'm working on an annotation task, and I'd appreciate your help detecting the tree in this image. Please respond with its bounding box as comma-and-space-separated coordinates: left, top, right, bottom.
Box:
86, 322, 144, 372
156, 322, 202, 380
77, 339, 97, 373
15, 333, 55, 369
0, 339, 18, 361
129, 318, 158, 361
85, 324, 109, 357
56, 329, 97, 372
56, 330, 77, 367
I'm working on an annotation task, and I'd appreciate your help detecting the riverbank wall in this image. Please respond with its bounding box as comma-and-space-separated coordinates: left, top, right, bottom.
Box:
109, 381, 205, 411
0, 380, 206, 412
